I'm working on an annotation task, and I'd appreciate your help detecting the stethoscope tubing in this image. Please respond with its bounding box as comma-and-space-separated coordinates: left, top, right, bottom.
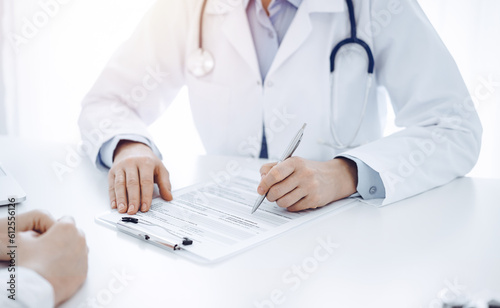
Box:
191, 0, 376, 150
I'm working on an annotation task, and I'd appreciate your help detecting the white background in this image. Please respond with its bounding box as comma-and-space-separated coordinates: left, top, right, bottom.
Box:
1, 0, 499, 178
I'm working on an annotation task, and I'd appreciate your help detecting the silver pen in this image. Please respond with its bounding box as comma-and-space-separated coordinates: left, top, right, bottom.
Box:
251, 123, 307, 214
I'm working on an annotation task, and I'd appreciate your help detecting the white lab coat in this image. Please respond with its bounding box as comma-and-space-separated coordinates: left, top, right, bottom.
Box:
79, 0, 482, 205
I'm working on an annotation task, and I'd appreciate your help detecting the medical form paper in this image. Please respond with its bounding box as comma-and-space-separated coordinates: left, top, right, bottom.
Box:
96, 169, 357, 263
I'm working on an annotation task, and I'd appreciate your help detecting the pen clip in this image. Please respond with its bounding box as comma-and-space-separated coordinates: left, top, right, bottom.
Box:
279, 123, 306, 162
118, 217, 193, 250
289, 138, 302, 158
121, 217, 138, 223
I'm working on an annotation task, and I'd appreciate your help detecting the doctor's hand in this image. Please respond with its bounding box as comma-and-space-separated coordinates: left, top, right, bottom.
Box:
257, 157, 358, 212
109, 140, 173, 215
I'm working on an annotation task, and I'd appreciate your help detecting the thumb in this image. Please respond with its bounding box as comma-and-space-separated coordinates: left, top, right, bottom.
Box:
39, 216, 77, 242
156, 164, 173, 201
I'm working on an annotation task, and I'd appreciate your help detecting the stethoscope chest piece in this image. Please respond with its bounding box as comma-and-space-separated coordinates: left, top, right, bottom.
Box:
188, 48, 215, 77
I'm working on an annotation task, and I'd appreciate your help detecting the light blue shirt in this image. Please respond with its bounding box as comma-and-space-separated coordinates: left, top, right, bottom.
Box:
246, 0, 302, 80
98, 0, 386, 200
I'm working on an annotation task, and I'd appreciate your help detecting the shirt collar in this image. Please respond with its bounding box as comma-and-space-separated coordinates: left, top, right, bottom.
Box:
287, 0, 303, 8
244, 0, 303, 9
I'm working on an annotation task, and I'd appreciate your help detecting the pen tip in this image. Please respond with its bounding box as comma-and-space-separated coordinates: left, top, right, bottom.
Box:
302, 123, 307, 129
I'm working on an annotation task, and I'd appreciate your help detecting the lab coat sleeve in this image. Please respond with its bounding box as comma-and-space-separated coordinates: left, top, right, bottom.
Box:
1, 267, 55, 308
98, 134, 163, 170
78, 0, 193, 168
342, 0, 482, 205
340, 155, 386, 199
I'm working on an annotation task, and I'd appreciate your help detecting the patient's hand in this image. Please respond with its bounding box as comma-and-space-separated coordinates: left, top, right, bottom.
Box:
0, 211, 88, 306
109, 140, 173, 215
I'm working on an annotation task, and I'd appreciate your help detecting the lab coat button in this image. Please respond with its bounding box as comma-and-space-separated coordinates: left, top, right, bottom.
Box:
369, 186, 377, 195
257, 80, 261, 86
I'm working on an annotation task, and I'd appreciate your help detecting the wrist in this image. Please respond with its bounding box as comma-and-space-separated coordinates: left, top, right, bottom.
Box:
332, 158, 358, 197
113, 140, 153, 162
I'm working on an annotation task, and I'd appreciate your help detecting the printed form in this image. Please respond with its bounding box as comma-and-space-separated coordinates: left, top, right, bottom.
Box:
97, 169, 357, 263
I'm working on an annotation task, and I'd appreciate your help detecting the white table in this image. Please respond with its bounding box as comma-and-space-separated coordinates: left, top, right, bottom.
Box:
1, 137, 499, 308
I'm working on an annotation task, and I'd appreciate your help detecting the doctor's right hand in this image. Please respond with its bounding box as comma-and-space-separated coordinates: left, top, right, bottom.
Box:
109, 140, 173, 215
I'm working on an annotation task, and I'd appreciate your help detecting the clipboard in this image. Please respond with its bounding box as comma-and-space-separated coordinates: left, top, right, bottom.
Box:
96, 212, 212, 264
95, 171, 359, 264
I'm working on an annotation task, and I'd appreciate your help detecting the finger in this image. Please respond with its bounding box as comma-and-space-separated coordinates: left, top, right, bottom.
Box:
155, 164, 173, 201
266, 175, 300, 203
57, 216, 76, 225
259, 162, 277, 177
45, 216, 78, 238
114, 169, 128, 213
125, 167, 141, 215
287, 196, 322, 212
275, 187, 306, 209
30, 211, 56, 233
18, 210, 56, 234
258, 161, 295, 195
108, 170, 117, 209
138, 166, 155, 212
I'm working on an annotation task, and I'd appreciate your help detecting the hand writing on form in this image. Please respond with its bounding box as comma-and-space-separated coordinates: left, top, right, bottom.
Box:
257, 157, 358, 211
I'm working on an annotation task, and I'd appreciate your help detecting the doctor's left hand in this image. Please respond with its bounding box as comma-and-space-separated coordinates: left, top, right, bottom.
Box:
258, 157, 358, 212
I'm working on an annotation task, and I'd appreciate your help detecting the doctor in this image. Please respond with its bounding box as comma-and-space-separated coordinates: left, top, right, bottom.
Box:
79, 0, 482, 215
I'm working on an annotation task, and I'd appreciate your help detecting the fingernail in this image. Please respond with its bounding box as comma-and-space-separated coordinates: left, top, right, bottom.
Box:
128, 204, 135, 213
111, 201, 116, 209
118, 203, 125, 212
258, 186, 264, 195
261, 173, 266, 178
141, 203, 147, 212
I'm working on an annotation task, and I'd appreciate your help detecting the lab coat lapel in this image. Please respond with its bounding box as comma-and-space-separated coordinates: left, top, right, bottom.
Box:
218, 1, 261, 79
267, 0, 345, 77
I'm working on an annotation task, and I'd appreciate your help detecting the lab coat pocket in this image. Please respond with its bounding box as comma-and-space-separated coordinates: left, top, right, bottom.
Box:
187, 79, 232, 154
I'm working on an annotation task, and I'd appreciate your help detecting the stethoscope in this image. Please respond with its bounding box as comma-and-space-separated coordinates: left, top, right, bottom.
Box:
327, 0, 375, 149
188, 0, 375, 150
187, 0, 215, 77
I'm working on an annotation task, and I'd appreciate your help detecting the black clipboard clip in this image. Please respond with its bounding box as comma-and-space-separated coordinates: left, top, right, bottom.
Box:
117, 217, 193, 251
